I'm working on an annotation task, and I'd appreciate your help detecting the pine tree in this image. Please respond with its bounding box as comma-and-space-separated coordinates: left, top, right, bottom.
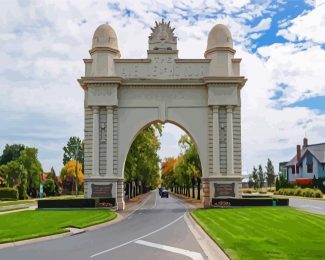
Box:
258, 164, 265, 189
265, 158, 276, 188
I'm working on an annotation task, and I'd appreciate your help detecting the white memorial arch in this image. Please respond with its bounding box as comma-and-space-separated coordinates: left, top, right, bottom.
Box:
78, 20, 246, 210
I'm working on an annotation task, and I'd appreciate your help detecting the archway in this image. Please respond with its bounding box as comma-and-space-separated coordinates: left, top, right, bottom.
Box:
78, 20, 247, 210
122, 121, 203, 203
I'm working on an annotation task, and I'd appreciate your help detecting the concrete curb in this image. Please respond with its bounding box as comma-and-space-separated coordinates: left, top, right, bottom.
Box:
184, 212, 229, 260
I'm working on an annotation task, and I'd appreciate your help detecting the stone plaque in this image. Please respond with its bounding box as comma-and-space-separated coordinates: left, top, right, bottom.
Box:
214, 183, 235, 197
91, 184, 113, 198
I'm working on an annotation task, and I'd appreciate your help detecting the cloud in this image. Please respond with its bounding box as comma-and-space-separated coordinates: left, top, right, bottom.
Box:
0, 0, 323, 176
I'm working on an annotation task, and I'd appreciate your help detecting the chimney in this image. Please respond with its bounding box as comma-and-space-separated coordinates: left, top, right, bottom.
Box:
303, 138, 308, 148
296, 145, 301, 161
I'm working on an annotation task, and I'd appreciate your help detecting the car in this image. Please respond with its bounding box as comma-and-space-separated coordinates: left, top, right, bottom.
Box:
161, 189, 169, 198
158, 187, 165, 196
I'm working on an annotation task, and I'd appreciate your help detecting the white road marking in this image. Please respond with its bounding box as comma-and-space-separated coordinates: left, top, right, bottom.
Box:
90, 213, 185, 258
135, 240, 204, 260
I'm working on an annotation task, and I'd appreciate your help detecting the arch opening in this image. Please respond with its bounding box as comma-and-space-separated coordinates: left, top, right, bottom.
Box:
122, 121, 203, 202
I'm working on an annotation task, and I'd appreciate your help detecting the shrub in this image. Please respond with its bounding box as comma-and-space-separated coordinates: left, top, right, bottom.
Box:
241, 189, 252, 194
294, 188, 302, 196
313, 190, 323, 198
0, 187, 18, 200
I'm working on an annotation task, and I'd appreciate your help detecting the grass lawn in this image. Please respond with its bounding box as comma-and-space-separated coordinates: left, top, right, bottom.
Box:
191, 207, 325, 260
0, 209, 116, 244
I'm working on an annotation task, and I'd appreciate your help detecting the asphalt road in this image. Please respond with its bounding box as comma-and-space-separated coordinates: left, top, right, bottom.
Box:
0, 191, 207, 260
289, 197, 325, 215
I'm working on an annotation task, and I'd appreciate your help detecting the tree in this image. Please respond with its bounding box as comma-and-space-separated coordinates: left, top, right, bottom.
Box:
258, 164, 265, 189
178, 135, 202, 199
275, 177, 279, 191
265, 158, 276, 188
1, 161, 27, 199
62, 137, 83, 166
124, 124, 162, 198
18, 147, 42, 197
60, 160, 83, 194
44, 179, 55, 197
0, 144, 25, 165
251, 166, 258, 189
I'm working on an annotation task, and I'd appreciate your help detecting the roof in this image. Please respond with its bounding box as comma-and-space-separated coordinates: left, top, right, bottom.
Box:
286, 143, 325, 166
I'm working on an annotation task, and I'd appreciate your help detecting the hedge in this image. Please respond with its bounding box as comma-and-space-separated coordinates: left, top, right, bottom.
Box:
212, 198, 289, 207
0, 187, 18, 200
38, 197, 116, 209
274, 188, 323, 198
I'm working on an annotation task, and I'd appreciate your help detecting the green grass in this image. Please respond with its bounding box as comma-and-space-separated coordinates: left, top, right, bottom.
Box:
191, 207, 325, 260
0, 210, 116, 244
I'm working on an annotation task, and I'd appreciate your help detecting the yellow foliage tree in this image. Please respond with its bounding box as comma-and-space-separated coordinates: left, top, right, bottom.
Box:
60, 160, 83, 192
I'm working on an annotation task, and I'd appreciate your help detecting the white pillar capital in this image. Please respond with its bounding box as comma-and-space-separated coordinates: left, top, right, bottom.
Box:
92, 106, 99, 113
226, 105, 233, 112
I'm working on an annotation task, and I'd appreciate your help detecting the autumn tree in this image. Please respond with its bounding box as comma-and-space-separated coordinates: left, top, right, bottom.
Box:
60, 160, 83, 194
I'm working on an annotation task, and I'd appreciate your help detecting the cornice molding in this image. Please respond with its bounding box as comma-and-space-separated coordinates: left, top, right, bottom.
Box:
204, 47, 236, 58
89, 47, 121, 57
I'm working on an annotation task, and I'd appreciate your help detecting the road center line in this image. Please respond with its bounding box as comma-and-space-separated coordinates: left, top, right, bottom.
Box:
135, 239, 204, 260
90, 213, 186, 258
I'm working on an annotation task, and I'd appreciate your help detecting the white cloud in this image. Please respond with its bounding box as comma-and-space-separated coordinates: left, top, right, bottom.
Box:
277, 2, 325, 43
250, 17, 272, 32
0, 0, 323, 176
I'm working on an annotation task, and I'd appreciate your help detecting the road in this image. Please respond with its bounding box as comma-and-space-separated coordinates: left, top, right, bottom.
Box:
0, 191, 207, 260
289, 197, 325, 215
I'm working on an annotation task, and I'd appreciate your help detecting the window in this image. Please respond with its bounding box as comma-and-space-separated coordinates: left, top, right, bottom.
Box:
307, 164, 313, 173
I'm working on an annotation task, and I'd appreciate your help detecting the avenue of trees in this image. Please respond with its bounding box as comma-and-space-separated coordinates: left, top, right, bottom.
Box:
248, 158, 276, 189
124, 124, 162, 198
161, 135, 202, 200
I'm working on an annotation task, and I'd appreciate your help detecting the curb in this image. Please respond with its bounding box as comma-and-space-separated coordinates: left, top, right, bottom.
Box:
184, 212, 229, 260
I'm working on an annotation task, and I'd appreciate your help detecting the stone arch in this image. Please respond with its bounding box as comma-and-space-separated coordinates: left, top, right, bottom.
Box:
79, 20, 247, 210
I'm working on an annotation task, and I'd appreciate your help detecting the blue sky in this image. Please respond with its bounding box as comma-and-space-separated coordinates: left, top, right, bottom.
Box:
0, 0, 324, 175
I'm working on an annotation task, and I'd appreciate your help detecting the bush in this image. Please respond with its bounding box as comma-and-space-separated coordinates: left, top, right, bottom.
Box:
241, 189, 252, 194
0, 187, 18, 200
44, 179, 55, 197
276, 188, 323, 198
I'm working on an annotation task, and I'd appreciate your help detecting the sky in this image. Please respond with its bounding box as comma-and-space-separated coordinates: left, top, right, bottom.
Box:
0, 0, 324, 175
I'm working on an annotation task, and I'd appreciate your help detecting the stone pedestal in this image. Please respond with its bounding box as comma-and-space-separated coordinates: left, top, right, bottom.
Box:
84, 177, 125, 210
208, 176, 242, 206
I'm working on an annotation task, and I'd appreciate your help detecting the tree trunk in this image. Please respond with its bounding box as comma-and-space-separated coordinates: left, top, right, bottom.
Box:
192, 178, 195, 198
197, 178, 201, 200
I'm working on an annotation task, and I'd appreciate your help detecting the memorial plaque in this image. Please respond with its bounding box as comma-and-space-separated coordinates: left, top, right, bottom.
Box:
91, 184, 113, 198
214, 183, 235, 197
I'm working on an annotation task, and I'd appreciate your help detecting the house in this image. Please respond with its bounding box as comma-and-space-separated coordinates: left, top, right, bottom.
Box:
286, 138, 325, 184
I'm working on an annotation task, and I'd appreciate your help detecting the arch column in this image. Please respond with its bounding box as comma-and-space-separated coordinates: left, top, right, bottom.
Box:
226, 105, 234, 175
92, 106, 99, 175
106, 106, 114, 176
212, 105, 220, 175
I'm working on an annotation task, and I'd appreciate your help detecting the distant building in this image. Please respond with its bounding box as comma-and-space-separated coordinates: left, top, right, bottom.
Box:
285, 138, 325, 184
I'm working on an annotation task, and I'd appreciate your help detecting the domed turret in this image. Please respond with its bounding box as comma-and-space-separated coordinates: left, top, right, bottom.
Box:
206, 24, 233, 55
92, 24, 119, 50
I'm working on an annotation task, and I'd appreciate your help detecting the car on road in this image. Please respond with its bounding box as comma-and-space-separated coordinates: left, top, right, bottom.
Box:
158, 187, 165, 196
161, 189, 169, 198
